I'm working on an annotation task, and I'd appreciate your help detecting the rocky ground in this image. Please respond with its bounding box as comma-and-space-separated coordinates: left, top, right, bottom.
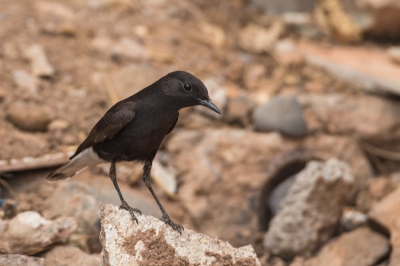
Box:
1, 0, 400, 265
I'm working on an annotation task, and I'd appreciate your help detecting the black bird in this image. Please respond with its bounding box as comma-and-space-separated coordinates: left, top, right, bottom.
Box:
47, 71, 221, 233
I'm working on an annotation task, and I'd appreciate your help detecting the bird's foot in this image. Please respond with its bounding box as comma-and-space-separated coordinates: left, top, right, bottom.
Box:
161, 214, 184, 235
119, 200, 141, 224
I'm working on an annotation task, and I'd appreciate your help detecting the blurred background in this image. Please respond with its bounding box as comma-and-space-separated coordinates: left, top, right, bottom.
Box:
1, 0, 400, 265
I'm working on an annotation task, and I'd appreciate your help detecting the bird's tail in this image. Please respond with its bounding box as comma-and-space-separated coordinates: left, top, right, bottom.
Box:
47, 147, 105, 180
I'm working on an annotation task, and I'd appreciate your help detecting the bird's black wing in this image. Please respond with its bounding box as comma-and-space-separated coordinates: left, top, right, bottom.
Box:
70, 101, 136, 159
166, 113, 179, 135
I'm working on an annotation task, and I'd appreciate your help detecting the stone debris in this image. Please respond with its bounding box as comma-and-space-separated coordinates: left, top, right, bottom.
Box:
100, 204, 261, 266
238, 21, 284, 54
307, 227, 389, 266
264, 159, 354, 259
0, 254, 45, 266
43, 245, 101, 266
0, 211, 77, 254
369, 186, 400, 266
253, 95, 308, 137
24, 44, 55, 77
6, 101, 54, 132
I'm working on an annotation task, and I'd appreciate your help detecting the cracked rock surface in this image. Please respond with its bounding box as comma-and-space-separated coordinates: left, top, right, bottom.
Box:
100, 204, 260, 266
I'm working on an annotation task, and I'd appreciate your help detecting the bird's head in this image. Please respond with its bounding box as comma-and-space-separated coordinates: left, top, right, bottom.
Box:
162, 71, 221, 115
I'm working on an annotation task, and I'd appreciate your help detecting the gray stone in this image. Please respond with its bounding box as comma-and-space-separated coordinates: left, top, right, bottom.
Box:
100, 204, 261, 266
43, 245, 101, 266
0, 255, 45, 266
264, 159, 354, 259
251, 0, 314, 14
6, 101, 53, 132
253, 95, 308, 137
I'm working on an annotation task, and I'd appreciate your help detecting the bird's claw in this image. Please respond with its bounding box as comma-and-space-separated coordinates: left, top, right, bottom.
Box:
161, 214, 184, 235
119, 200, 141, 224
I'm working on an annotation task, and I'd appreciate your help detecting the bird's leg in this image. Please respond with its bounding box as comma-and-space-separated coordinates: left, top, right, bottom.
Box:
109, 161, 141, 223
143, 160, 184, 234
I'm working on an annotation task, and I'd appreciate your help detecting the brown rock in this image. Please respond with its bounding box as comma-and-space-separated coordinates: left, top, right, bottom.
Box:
43, 246, 100, 266
6, 101, 53, 132
0, 255, 45, 266
273, 39, 304, 66
300, 93, 400, 143
369, 186, 400, 266
224, 94, 254, 125
100, 204, 261, 266
0, 211, 77, 254
166, 129, 371, 247
264, 159, 354, 259
308, 227, 389, 266
238, 21, 284, 54
388, 47, 400, 65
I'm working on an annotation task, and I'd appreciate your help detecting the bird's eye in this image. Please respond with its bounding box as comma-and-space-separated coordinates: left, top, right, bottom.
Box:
183, 83, 192, 92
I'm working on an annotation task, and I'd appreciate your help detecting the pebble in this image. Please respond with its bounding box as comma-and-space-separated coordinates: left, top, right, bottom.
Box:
253, 95, 308, 137
24, 44, 55, 77
223, 94, 255, 125
6, 101, 53, 132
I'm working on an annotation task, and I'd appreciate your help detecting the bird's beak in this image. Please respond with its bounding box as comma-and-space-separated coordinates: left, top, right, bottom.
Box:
198, 99, 221, 115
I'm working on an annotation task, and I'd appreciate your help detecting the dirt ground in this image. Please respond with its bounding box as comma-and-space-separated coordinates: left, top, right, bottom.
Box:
1, 0, 400, 265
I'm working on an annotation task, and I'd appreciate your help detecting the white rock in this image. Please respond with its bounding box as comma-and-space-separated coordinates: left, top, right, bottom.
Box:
100, 204, 261, 266
150, 160, 177, 197
24, 44, 55, 77
12, 70, 38, 93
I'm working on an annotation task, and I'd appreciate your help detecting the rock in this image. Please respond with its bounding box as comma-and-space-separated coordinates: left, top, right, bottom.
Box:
48, 119, 70, 131
358, 0, 400, 40
24, 44, 55, 77
39, 181, 101, 251
2, 42, 19, 59
166, 129, 371, 247
238, 21, 284, 54
273, 39, 304, 66
300, 93, 400, 143
100, 204, 261, 266
253, 95, 308, 137
43, 245, 101, 266
6, 101, 53, 132
0, 255, 45, 266
308, 227, 389, 266
111, 37, 149, 61
340, 209, 368, 231
315, 0, 362, 43
12, 70, 38, 93
150, 160, 177, 197
187, 23, 226, 48
264, 159, 354, 259
223, 94, 255, 125
195, 78, 227, 119
0, 211, 77, 254
388, 46, 400, 64
369, 186, 400, 266
251, 0, 314, 14
298, 40, 400, 96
